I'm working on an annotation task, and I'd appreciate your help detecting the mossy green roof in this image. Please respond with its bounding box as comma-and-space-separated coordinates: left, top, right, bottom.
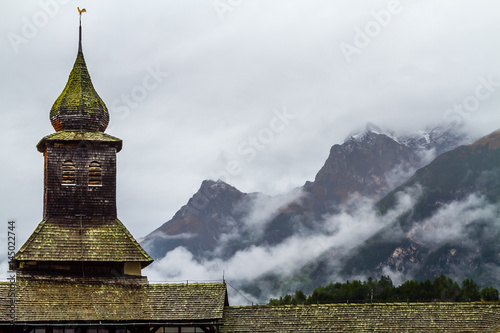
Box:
37, 131, 122, 152
13, 218, 152, 266
49, 50, 109, 132
0, 280, 227, 322
1, 282, 499, 330
221, 303, 500, 332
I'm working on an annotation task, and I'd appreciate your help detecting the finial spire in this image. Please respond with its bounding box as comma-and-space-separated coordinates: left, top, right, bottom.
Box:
49, 6, 109, 133
77, 7, 86, 52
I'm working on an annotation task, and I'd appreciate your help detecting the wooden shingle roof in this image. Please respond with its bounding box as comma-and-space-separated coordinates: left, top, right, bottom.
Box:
0, 280, 227, 323
14, 218, 153, 266
221, 303, 500, 332
37, 131, 122, 153
49, 48, 109, 133
2, 281, 500, 330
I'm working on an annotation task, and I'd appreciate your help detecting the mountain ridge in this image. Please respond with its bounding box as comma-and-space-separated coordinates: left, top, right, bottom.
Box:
143, 123, 471, 260
339, 128, 500, 285
140, 122, 493, 302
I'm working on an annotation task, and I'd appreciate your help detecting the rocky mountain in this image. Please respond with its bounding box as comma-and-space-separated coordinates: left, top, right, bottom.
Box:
302, 129, 500, 290
303, 123, 471, 215
142, 180, 261, 259
141, 122, 472, 266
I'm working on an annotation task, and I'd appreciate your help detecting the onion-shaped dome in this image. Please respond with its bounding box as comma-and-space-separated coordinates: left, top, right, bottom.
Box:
49, 47, 109, 132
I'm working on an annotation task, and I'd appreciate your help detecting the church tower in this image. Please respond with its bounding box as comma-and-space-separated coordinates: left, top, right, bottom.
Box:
10, 15, 153, 281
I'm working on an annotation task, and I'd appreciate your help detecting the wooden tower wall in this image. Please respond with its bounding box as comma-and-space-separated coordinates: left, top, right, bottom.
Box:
43, 141, 118, 218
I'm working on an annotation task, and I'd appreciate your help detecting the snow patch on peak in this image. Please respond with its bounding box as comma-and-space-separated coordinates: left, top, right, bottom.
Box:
203, 179, 229, 190
345, 123, 399, 145
418, 129, 431, 144
341, 121, 472, 157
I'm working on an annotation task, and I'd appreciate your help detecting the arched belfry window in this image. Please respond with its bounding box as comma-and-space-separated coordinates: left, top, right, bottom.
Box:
62, 160, 76, 185
89, 161, 102, 186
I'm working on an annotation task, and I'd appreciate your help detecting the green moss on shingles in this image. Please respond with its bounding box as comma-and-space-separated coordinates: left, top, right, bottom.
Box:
50, 51, 108, 117
1, 280, 227, 322
14, 218, 152, 264
220, 303, 500, 332
36, 131, 122, 152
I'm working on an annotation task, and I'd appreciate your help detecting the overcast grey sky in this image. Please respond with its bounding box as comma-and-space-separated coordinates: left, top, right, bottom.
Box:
1, 0, 499, 246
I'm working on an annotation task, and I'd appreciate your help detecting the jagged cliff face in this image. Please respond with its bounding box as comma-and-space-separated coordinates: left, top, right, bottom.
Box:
338, 130, 500, 286
140, 124, 500, 303
141, 123, 472, 268
142, 180, 257, 259
304, 132, 420, 215
303, 123, 471, 216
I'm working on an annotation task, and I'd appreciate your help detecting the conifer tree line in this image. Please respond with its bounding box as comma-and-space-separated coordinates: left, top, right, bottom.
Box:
268, 275, 500, 305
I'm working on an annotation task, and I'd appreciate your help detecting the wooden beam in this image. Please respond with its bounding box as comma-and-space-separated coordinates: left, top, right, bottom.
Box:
198, 326, 216, 333
149, 326, 161, 333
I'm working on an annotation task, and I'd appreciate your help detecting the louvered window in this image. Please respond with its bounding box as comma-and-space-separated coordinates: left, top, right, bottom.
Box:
61, 160, 76, 185
89, 161, 102, 185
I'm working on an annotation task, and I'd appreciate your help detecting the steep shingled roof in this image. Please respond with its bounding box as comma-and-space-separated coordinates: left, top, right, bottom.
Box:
49, 48, 109, 132
221, 303, 500, 332
13, 218, 153, 267
0, 280, 227, 322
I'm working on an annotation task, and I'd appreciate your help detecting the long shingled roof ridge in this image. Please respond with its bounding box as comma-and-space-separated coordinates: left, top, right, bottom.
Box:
13, 218, 153, 265
220, 303, 500, 332
2, 282, 500, 330
0, 280, 227, 322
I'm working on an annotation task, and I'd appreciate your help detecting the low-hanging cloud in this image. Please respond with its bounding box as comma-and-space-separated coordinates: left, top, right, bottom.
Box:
144, 184, 424, 304
379, 192, 500, 288
385, 148, 437, 191
408, 194, 500, 246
